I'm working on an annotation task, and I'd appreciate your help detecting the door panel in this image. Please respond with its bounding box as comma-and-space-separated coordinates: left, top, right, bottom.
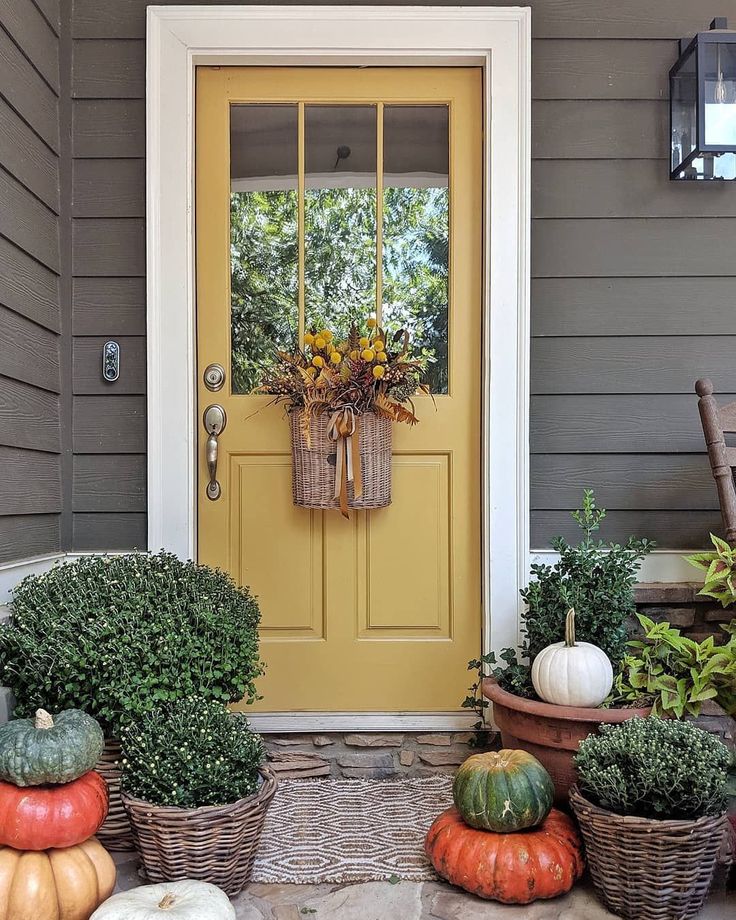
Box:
196, 67, 482, 713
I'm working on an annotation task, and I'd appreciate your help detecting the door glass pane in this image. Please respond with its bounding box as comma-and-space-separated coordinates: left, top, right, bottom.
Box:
230, 104, 298, 394
305, 105, 377, 339
382, 106, 449, 394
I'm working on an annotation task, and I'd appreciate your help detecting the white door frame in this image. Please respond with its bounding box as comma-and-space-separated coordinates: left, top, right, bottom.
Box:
147, 5, 531, 731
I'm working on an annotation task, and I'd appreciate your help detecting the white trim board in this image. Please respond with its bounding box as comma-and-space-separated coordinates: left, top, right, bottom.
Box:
248, 712, 476, 732
146, 6, 533, 675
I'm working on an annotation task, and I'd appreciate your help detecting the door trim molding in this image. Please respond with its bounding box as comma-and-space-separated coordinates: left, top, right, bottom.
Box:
248, 712, 477, 732
146, 6, 532, 710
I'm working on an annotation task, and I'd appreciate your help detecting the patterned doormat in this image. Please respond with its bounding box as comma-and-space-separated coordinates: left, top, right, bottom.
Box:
251, 775, 453, 883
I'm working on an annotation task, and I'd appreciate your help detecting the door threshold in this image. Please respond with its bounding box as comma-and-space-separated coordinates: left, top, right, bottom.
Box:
246, 712, 477, 732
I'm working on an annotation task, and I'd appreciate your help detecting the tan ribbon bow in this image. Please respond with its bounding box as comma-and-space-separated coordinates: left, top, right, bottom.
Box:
327, 407, 363, 518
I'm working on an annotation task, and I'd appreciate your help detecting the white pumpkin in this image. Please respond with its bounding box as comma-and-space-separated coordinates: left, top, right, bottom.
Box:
531, 608, 613, 708
90, 880, 235, 920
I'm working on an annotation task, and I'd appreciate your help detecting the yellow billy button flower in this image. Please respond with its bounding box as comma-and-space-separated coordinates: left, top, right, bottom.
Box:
312, 355, 325, 368
306, 366, 317, 378
314, 336, 326, 350
359, 336, 370, 348
373, 365, 386, 379
349, 349, 360, 361
330, 351, 342, 364
361, 348, 375, 362
377, 352, 388, 363
304, 333, 315, 346
320, 330, 333, 342
367, 317, 377, 329
373, 340, 385, 352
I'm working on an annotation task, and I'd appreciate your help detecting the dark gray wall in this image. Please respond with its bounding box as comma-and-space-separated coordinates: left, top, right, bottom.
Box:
0, 0, 63, 562
2, 0, 735, 559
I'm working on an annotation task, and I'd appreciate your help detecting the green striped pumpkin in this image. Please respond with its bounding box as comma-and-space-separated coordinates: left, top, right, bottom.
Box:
453, 749, 554, 832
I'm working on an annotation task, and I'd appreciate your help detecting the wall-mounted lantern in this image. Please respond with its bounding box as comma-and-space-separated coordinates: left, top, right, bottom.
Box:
670, 18, 736, 179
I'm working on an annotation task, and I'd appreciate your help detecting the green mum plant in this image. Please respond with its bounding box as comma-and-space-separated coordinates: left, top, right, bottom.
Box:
686, 533, 736, 607
0, 552, 263, 738
614, 614, 736, 718
121, 697, 264, 808
574, 717, 731, 820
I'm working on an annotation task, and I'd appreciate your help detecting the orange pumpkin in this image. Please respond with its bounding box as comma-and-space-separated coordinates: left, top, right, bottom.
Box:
0, 770, 108, 850
0, 838, 115, 920
425, 806, 584, 904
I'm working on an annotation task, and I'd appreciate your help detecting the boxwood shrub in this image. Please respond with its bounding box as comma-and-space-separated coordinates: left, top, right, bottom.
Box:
0, 552, 262, 737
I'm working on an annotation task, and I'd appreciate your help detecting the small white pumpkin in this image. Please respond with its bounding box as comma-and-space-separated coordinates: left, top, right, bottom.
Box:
90, 880, 236, 920
531, 608, 613, 708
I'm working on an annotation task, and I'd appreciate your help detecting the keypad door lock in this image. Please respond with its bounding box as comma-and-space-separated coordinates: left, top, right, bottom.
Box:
102, 341, 120, 382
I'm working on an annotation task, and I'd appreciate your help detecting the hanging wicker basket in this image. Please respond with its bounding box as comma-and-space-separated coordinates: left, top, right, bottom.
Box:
95, 738, 135, 851
290, 408, 392, 511
570, 785, 729, 920
123, 766, 277, 897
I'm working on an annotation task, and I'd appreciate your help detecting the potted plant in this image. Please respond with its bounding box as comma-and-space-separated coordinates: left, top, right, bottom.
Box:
257, 318, 427, 517
0, 551, 262, 850
571, 717, 731, 920
472, 491, 654, 799
121, 696, 276, 897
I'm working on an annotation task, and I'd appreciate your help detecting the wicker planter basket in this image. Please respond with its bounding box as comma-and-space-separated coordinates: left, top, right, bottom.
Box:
123, 766, 277, 897
570, 785, 728, 920
96, 738, 135, 851
290, 408, 391, 510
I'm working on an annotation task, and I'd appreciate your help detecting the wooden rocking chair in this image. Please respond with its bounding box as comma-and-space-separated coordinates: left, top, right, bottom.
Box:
695, 378, 736, 544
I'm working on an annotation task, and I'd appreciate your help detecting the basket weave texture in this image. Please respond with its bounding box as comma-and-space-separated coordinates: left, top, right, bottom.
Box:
570, 785, 728, 920
290, 408, 392, 510
96, 738, 135, 851
123, 766, 277, 897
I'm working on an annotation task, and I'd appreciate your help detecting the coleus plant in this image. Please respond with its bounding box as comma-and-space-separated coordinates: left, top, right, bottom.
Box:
685, 533, 736, 608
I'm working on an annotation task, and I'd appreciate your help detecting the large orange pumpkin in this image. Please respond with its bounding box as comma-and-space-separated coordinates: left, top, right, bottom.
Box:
0, 837, 116, 920
425, 806, 584, 904
0, 770, 108, 850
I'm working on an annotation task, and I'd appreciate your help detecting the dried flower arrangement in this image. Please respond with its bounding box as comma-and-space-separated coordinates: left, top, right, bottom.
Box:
257, 317, 428, 442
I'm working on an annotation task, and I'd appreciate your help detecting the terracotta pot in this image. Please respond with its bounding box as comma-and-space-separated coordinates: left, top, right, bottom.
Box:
482, 678, 651, 802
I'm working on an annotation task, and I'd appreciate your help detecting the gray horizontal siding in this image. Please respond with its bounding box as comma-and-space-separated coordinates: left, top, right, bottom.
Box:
73, 396, 146, 453
531, 338, 736, 395
73, 454, 146, 512
72, 99, 145, 158
0, 446, 61, 515
0, 376, 60, 453
64, 0, 736, 553
0, 98, 59, 211
72, 159, 145, 217
0, 1, 62, 561
531, 395, 736, 455
0, 514, 60, 563
72, 512, 146, 550
0, 0, 59, 91
532, 510, 722, 550
70, 0, 736, 40
72, 277, 145, 335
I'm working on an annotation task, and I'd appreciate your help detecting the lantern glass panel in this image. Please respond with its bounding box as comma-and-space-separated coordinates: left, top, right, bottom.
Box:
671, 46, 697, 173
703, 41, 736, 146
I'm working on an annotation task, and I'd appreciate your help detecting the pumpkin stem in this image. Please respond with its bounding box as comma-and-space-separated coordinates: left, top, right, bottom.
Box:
34, 709, 54, 730
564, 608, 576, 647
158, 894, 177, 910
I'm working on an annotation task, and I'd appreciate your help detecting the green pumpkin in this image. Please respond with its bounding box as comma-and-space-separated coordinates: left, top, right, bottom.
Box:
0, 708, 104, 786
453, 749, 554, 832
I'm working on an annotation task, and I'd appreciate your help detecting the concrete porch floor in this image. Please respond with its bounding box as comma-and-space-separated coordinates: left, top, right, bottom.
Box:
114, 851, 733, 919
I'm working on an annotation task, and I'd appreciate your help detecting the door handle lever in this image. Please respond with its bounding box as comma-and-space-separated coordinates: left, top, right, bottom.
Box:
203, 404, 227, 500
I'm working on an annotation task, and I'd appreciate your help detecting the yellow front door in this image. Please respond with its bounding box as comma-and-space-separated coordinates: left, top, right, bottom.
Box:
196, 67, 482, 713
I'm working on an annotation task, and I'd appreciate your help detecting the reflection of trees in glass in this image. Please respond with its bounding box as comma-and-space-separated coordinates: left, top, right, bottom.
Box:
229, 183, 449, 395
230, 191, 298, 394
305, 187, 376, 339
383, 187, 449, 394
